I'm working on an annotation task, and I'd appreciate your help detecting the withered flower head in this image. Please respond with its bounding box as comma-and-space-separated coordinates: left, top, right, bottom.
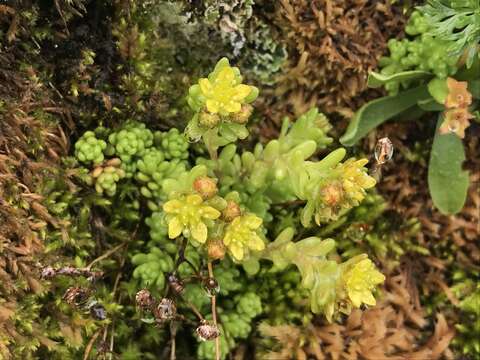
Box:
63, 287, 91, 307
196, 320, 220, 341
40, 266, 56, 279
135, 289, 155, 311
445, 78, 472, 109
440, 108, 474, 138
207, 238, 226, 260
153, 298, 177, 323
89, 301, 107, 320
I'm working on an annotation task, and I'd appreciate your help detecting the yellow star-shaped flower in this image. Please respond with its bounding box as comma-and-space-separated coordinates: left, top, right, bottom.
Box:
163, 194, 220, 243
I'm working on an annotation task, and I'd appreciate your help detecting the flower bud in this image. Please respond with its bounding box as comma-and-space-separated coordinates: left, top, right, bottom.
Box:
193, 176, 218, 199
199, 111, 220, 128
207, 238, 226, 260
196, 320, 220, 341
231, 104, 253, 124
223, 200, 241, 222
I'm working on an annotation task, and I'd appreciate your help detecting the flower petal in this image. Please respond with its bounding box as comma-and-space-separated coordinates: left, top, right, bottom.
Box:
230, 243, 244, 260
190, 221, 208, 244
202, 206, 221, 220
206, 99, 220, 114
224, 101, 241, 113
217, 67, 235, 83
168, 216, 183, 239
232, 84, 251, 100
163, 199, 182, 213
199, 78, 212, 95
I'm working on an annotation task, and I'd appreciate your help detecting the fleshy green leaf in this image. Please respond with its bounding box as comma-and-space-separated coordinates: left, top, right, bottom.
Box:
367, 70, 432, 88
428, 115, 469, 214
427, 78, 449, 104
417, 98, 445, 111
340, 86, 431, 146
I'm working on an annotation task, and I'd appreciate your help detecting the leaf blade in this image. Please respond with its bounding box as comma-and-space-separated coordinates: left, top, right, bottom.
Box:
340, 86, 431, 146
428, 115, 469, 214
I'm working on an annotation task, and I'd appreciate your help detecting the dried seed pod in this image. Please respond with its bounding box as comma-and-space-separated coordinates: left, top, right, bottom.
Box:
63, 287, 91, 307
88, 301, 107, 320
167, 274, 185, 294
207, 238, 226, 260
196, 320, 220, 341
153, 298, 177, 323
374, 137, 393, 165
202, 277, 220, 297
135, 289, 155, 311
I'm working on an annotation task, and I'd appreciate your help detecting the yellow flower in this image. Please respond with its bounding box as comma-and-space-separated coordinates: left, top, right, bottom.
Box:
445, 77, 472, 109
199, 67, 252, 115
163, 194, 220, 243
342, 258, 385, 308
223, 214, 264, 260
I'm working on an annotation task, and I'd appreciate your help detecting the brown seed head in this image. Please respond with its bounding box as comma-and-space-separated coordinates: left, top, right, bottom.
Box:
153, 298, 177, 323
135, 289, 155, 311
196, 320, 220, 341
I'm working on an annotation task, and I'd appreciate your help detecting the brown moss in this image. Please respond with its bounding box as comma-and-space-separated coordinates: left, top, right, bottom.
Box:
265, 0, 407, 119
0, 50, 76, 358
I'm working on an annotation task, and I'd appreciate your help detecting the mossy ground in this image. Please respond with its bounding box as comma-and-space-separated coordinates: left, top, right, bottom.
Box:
0, 1, 478, 359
